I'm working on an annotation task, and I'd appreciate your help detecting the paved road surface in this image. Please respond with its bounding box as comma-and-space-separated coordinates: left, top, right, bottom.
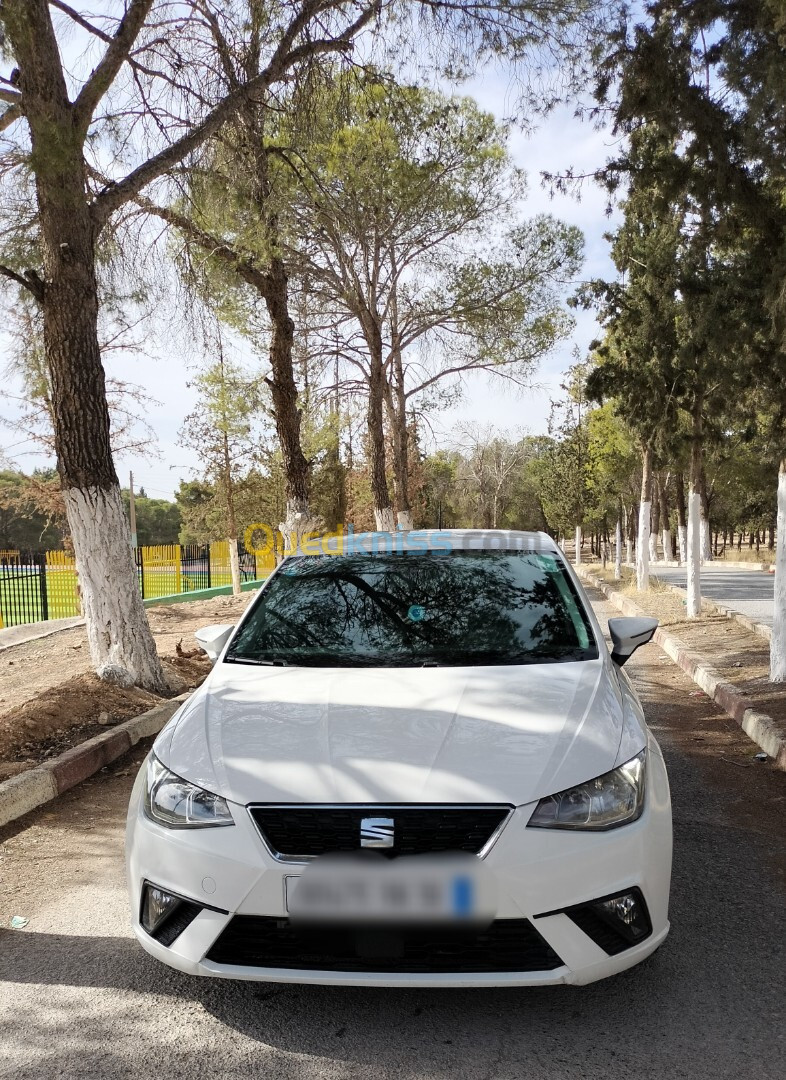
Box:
653, 565, 775, 627
1, 586, 784, 1080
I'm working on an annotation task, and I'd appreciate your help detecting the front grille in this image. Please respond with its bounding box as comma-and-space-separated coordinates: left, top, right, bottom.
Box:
248, 805, 511, 859
206, 916, 563, 973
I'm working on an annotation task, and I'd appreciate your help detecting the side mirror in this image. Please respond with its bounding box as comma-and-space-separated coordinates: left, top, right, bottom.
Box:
608, 617, 658, 667
194, 623, 235, 663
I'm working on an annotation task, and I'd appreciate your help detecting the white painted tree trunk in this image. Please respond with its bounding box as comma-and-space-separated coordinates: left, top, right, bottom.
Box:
637, 500, 650, 591
648, 528, 658, 564
770, 462, 786, 681
677, 524, 687, 566
615, 519, 622, 580
63, 484, 166, 691
626, 537, 633, 566
228, 537, 241, 596
396, 510, 414, 530
279, 501, 321, 554
574, 524, 582, 567
374, 506, 396, 531
686, 490, 702, 617
661, 528, 672, 563
700, 516, 712, 563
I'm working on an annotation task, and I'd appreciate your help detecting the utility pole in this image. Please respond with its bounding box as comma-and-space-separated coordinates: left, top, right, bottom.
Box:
129, 471, 138, 549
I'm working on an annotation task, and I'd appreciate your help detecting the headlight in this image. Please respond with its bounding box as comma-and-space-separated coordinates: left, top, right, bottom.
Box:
143, 755, 234, 829
527, 750, 646, 831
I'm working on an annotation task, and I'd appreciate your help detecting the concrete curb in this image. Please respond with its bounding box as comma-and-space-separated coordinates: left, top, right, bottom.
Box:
578, 567, 786, 771
0, 693, 190, 829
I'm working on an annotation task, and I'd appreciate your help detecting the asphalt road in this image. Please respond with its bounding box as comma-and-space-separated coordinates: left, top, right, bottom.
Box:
1, 586, 784, 1080
653, 565, 775, 626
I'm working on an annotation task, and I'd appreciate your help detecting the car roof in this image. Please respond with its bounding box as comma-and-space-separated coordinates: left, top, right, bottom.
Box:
291, 529, 561, 557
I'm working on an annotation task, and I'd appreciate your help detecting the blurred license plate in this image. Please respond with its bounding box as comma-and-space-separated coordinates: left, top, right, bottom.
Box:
285, 853, 496, 925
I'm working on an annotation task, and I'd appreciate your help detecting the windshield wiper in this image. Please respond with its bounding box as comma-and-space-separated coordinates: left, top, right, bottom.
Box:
224, 656, 289, 666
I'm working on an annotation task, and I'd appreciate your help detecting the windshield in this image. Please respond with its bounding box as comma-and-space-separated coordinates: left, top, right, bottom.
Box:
225, 549, 597, 668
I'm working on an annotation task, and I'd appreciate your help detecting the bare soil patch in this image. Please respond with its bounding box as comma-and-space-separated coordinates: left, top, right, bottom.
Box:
0, 590, 257, 779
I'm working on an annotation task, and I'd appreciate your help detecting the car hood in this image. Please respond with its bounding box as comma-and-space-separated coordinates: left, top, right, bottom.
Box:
156, 659, 635, 807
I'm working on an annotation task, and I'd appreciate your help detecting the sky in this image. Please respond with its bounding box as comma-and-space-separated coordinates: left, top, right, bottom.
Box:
0, 62, 621, 503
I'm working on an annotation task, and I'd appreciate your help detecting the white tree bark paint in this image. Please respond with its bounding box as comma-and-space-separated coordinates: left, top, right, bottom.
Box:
574, 524, 582, 567
626, 538, 633, 566
700, 515, 712, 563
661, 528, 672, 563
396, 510, 414, 531
63, 485, 167, 691
686, 490, 702, 617
374, 506, 396, 532
648, 527, 658, 564
677, 524, 687, 566
279, 502, 321, 554
637, 500, 650, 591
228, 537, 242, 596
615, 519, 622, 580
770, 461, 786, 681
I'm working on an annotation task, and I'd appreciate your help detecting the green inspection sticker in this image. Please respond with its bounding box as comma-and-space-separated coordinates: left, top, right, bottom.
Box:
408, 604, 426, 622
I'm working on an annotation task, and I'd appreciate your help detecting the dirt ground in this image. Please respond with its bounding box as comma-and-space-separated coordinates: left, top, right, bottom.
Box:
0, 591, 258, 780
590, 565, 786, 737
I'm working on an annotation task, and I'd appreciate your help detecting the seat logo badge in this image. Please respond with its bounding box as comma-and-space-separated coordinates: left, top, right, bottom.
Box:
360, 817, 395, 848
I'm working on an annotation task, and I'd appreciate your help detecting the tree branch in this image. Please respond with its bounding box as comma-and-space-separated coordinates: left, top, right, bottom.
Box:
0, 104, 22, 133
0, 264, 44, 302
91, 1, 380, 229
73, 0, 154, 135
132, 194, 272, 297
48, 0, 113, 43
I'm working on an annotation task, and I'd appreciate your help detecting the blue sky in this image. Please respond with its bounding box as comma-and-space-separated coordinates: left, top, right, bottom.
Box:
0, 68, 620, 502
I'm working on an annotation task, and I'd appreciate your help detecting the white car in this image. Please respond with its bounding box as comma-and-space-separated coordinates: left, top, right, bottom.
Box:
126, 530, 672, 987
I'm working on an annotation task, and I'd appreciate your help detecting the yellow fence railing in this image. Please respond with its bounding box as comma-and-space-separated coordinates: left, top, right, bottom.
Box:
44, 550, 80, 619
0, 539, 275, 629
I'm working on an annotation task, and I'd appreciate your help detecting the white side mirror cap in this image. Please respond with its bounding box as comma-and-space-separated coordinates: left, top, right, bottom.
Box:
608, 617, 658, 667
194, 623, 235, 662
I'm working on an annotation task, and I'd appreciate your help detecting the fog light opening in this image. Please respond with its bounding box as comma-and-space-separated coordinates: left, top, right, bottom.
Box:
141, 883, 182, 936
592, 889, 651, 944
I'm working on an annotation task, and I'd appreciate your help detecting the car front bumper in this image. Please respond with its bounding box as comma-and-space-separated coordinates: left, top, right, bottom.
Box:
125, 737, 672, 987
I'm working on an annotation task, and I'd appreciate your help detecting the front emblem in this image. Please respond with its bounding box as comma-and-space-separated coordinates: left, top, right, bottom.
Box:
360, 816, 395, 849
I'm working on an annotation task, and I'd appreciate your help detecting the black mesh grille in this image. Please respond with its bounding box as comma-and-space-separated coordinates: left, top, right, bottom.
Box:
565, 907, 633, 956
206, 916, 563, 973
248, 805, 510, 858
152, 901, 202, 947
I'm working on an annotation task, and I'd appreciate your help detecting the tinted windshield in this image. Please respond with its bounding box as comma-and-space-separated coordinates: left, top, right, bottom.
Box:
225, 549, 597, 668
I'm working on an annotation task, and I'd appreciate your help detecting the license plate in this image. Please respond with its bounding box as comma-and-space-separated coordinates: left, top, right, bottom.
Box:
285, 852, 496, 925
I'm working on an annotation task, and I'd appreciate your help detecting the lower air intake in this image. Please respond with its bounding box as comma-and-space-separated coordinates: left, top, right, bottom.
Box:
206, 916, 563, 973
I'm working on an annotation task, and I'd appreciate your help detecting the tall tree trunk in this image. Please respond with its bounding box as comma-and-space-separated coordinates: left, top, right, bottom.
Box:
771, 458, 786, 681
385, 279, 413, 529
222, 431, 242, 597
384, 349, 413, 530
366, 318, 394, 531
637, 444, 653, 591
615, 511, 623, 580
649, 482, 660, 564
659, 472, 672, 563
574, 524, 582, 567
625, 502, 634, 565
675, 471, 688, 565
687, 403, 703, 617
8, 0, 165, 690
264, 257, 316, 551
699, 467, 712, 563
